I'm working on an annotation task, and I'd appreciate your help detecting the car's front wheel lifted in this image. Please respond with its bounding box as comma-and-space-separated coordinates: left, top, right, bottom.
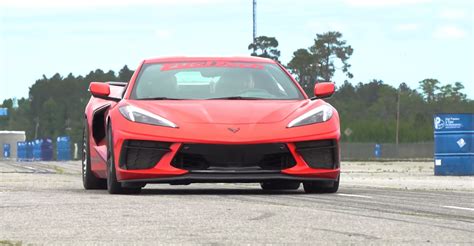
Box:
303, 176, 339, 194
260, 181, 300, 190
106, 125, 141, 195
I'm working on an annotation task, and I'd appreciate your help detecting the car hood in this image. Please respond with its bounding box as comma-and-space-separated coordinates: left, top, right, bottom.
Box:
126, 100, 315, 124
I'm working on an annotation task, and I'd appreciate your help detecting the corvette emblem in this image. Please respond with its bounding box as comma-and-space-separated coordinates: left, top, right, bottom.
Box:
227, 127, 240, 133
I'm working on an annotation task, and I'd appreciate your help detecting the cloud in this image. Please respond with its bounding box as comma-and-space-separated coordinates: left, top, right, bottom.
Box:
439, 9, 467, 20
0, 0, 221, 8
344, 0, 431, 7
395, 23, 420, 32
155, 30, 172, 39
433, 25, 467, 39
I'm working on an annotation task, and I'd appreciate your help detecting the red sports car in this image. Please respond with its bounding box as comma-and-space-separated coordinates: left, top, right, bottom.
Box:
82, 56, 340, 194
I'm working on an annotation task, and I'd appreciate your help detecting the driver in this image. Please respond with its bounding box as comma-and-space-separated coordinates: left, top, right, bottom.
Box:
215, 70, 253, 96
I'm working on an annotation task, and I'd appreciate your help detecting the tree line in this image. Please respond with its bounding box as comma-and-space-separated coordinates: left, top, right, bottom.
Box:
1, 31, 472, 145
248, 32, 472, 142
0, 66, 134, 145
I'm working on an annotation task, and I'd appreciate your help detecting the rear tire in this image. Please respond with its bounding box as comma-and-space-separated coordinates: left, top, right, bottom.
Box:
260, 181, 300, 190
82, 122, 106, 190
106, 125, 141, 195
303, 175, 339, 194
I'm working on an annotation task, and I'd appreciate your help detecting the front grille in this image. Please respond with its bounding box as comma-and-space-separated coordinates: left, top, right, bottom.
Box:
171, 143, 296, 172
295, 140, 338, 169
119, 140, 171, 170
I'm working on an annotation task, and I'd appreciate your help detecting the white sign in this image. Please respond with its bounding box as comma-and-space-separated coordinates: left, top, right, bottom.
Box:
457, 138, 466, 148
344, 128, 353, 137
435, 116, 463, 130
434, 117, 444, 129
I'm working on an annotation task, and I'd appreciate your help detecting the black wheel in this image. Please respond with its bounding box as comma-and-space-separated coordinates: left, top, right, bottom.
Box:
82, 121, 106, 190
106, 124, 141, 195
260, 181, 300, 190
303, 175, 340, 194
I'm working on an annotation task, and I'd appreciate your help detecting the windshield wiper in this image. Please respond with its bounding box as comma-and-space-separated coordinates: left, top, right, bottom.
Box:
207, 96, 265, 100
137, 97, 182, 100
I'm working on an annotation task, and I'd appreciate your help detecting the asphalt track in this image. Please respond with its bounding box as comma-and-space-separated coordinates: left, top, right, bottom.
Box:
1, 160, 473, 245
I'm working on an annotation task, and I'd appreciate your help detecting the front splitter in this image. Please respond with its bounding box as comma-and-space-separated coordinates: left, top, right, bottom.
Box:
122, 172, 336, 184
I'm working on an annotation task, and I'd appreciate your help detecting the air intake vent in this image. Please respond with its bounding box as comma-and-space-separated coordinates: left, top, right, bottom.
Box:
294, 140, 338, 169
119, 140, 171, 170
172, 143, 296, 172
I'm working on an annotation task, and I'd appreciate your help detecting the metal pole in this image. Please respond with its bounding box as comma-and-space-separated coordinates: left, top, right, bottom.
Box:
34, 117, 39, 139
253, 0, 256, 43
396, 86, 400, 146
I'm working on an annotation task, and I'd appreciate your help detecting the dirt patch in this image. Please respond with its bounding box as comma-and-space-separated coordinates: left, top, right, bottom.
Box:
342, 161, 473, 191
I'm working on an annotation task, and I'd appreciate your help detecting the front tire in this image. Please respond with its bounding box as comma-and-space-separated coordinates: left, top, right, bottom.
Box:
82, 122, 106, 190
260, 181, 300, 190
106, 124, 141, 195
303, 175, 340, 194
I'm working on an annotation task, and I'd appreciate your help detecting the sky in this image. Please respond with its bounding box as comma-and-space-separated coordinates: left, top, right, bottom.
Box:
0, 0, 473, 101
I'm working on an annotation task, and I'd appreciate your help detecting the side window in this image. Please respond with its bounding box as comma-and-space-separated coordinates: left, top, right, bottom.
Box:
134, 64, 164, 98
266, 66, 300, 98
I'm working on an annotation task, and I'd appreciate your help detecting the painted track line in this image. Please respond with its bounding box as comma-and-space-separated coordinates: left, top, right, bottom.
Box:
337, 193, 373, 199
442, 206, 474, 212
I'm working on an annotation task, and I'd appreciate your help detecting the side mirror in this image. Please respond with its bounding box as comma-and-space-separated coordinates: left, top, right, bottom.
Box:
89, 82, 111, 99
314, 82, 335, 98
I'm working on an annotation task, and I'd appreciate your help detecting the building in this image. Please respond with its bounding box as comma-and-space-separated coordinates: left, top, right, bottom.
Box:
0, 131, 26, 159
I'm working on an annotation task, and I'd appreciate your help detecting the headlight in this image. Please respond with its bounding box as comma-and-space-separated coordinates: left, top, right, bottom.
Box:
287, 105, 333, 128
119, 105, 178, 128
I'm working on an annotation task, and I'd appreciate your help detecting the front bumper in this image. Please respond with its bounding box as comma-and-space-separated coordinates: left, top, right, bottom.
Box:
110, 112, 341, 183
112, 138, 340, 183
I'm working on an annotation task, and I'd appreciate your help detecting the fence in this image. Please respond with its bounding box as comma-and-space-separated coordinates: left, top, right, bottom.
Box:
341, 142, 434, 160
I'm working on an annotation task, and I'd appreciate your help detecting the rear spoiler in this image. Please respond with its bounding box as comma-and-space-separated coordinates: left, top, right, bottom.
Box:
106, 81, 127, 87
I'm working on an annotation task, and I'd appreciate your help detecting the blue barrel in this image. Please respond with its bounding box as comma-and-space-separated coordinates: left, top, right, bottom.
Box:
41, 138, 53, 161
33, 139, 43, 161
26, 141, 34, 161
374, 144, 381, 158
3, 144, 10, 158
56, 136, 71, 161
434, 113, 474, 175
17, 141, 26, 161
56, 137, 61, 160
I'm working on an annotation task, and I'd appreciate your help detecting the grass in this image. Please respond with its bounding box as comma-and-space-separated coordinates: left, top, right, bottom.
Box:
48, 165, 65, 174
0, 240, 23, 246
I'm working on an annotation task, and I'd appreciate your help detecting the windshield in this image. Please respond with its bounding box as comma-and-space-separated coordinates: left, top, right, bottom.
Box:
130, 61, 304, 100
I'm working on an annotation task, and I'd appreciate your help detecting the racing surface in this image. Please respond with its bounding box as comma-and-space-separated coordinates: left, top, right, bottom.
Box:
1, 160, 473, 245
